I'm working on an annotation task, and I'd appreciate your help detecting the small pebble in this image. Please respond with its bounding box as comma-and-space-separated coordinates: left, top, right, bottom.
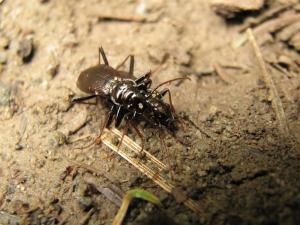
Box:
15, 144, 23, 151
0, 52, 7, 64
77, 196, 93, 211
17, 37, 35, 63
62, 34, 78, 48
197, 169, 207, 177
47, 61, 59, 78
0, 36, 10, 49
0, 81, 11, 106
51, 131, 67, 147
278, 55, 293, 68
36, 159, 46, 168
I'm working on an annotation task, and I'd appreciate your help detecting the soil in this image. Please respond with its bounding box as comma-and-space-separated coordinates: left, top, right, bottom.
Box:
0, 1, 300, 225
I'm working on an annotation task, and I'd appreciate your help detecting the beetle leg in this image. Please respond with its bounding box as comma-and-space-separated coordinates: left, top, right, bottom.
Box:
74, 106, 114, 150
115, 55, 135, 75
94, 105, 114, 145
135, 71, 151, 84
117, 121, 130, 151
135, 71, 152, 91
160, 88, 175, 114
115, 106, 126, 128
99, 46, 109, 65
128, 122, 145, 153
158, 88, 168, 98
129, 55, 134, 76
72, 95, 97, 104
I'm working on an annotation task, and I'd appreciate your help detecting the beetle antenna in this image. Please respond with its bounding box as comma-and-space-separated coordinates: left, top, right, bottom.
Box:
149, 77, 191, 96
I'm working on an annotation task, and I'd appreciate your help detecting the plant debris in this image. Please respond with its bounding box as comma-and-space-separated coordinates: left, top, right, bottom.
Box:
17, 36, 35, 63
112, 188, 162, 225
211, 0, 265, 18
247, 28, 290, 137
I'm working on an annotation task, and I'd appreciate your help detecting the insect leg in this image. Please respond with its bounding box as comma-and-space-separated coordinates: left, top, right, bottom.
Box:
128, 122, 145, 153
115, 106, 126, 128
135, 71, 152, 90
129, 55, 134, 76
159, 130, 175, 180
160, 88, 175, 114
99, 46, 109, 65
72, 95, 97, 104
94, 106, 115, 145
159, 89, 186, 130
158, 88, 168, 97
117, 121, 130, 151
115, 55, 134, 75
135, 71, 151, 84
75, 105, 114, 150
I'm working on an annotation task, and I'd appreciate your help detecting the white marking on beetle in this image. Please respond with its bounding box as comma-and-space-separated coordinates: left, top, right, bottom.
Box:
138, 103, 143, 109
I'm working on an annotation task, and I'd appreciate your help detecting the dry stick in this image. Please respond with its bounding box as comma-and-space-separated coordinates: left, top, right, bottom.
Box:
78, 208, 95, 225
61, 151, 119, 185
89, 13, 160, 24
271, 63, 295, 79
234, 13, 300, 48
100, 129, 203, 216
213, 63, 232, 84
247, 29, 290, 137
239, 4, 295, 32
97, 15, 147, 23
0, 186, 7, 208
110, 128, 167, 171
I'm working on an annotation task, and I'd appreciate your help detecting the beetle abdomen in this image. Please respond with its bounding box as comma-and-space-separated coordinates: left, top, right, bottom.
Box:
77, 65, 120, 94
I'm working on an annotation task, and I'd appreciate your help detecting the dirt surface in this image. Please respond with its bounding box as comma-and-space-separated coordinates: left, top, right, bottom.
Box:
1, 1, 300, 225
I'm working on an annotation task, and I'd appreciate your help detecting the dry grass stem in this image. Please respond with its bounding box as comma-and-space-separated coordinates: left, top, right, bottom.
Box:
100, 128, 203, 216
247, 28, 290, 137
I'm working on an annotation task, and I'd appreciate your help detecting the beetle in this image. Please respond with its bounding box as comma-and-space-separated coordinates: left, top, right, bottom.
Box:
73, 47, 188, 150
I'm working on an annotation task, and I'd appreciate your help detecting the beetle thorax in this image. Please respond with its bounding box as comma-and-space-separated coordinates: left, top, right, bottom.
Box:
109, 80, 134, 102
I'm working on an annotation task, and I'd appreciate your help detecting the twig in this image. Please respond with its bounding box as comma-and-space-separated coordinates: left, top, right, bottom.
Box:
98, 15, 147, 23
270, 63, 295, 78
247, 28, 290, 137
254, 13, 300, 36
219, 63, 249, 72
100, 128, 203, 216
0, 211, 21, 225
0, 186, 7, 208
78, 208, 95, 225
239, 4, 295, 32
110, 128, 167, 171
213, 63, 233, 84
90, 14, 160, 23
234, 13, 300, 48
277, 21, 300, 41
84, 175, 124, 207
61, 152, 118, 185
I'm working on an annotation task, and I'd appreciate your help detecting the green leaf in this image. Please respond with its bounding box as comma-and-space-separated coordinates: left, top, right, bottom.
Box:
112, 188, 162, 225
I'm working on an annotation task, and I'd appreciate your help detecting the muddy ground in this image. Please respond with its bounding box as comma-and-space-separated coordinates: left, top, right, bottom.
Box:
0, 0, 300, 225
